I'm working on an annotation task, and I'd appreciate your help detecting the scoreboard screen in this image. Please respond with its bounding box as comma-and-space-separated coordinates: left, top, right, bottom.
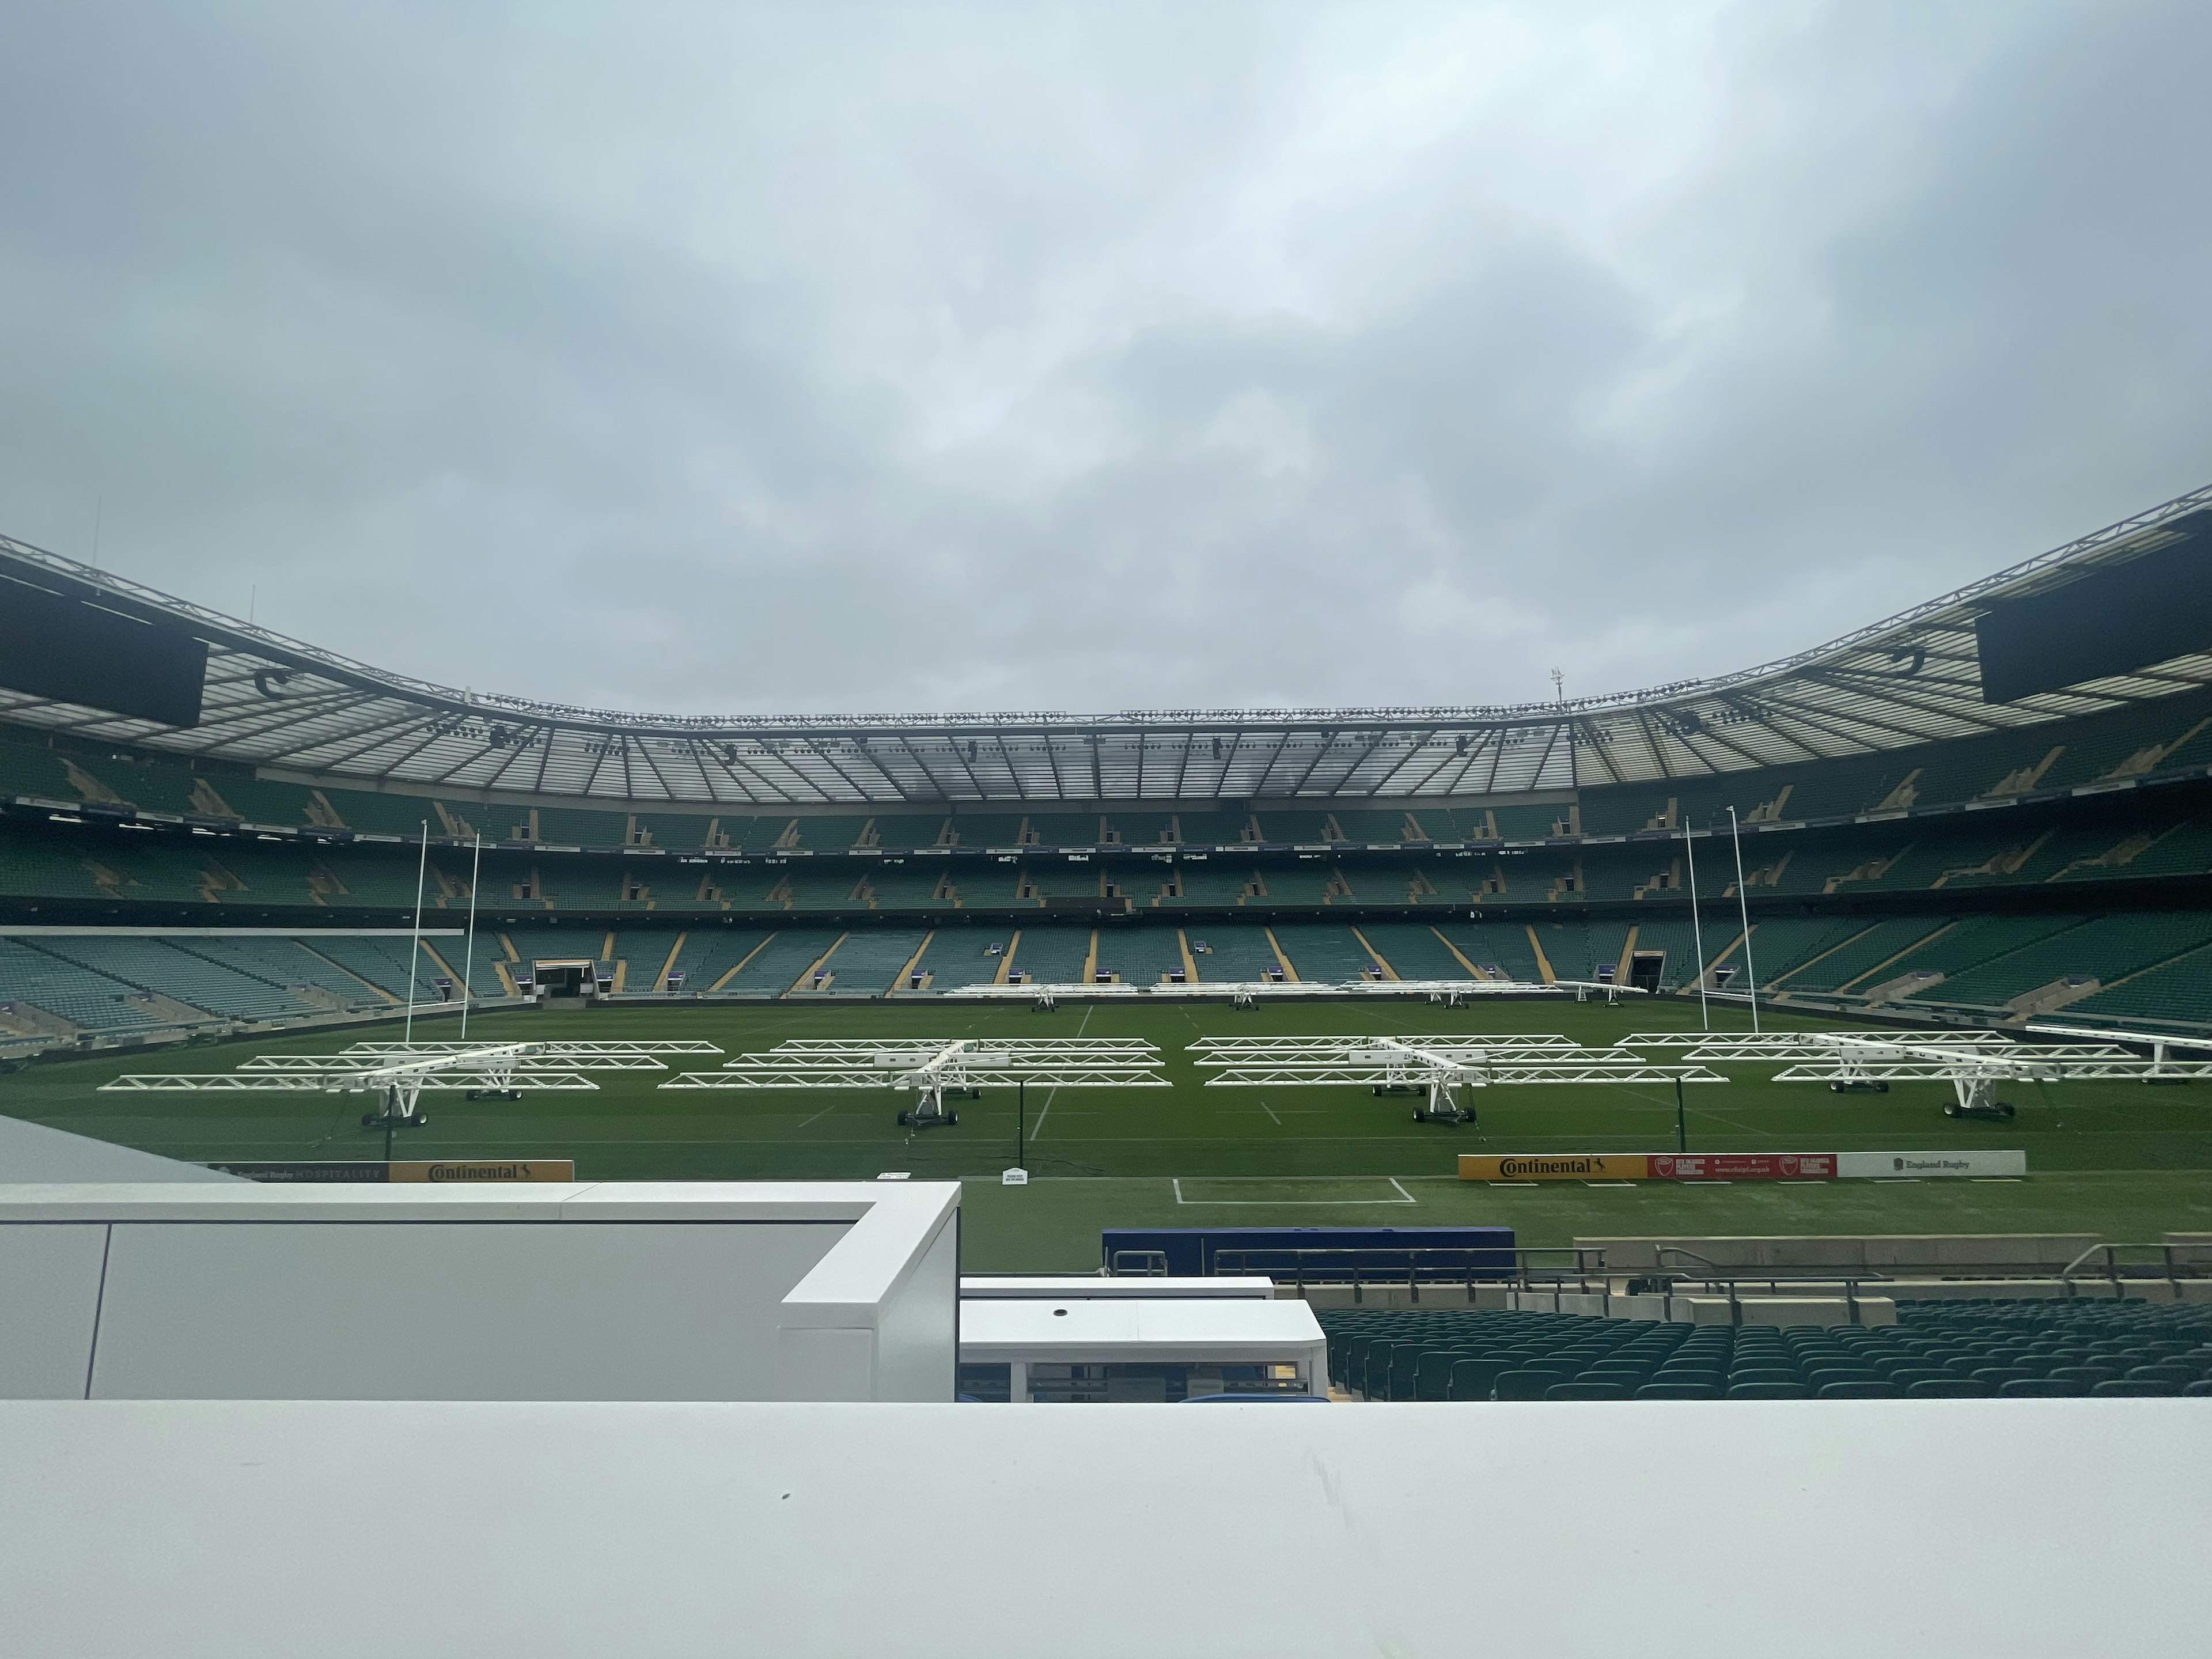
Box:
1977, 509, 2212, 703
0, 578, 209, 726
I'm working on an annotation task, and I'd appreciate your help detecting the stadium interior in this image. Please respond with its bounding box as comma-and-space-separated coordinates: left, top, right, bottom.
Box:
5, 491, 2209, 1659
4, 498, 2210, 1374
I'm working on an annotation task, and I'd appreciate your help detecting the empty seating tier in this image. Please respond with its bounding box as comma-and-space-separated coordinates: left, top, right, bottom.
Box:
1321, 1304, 2212, 1400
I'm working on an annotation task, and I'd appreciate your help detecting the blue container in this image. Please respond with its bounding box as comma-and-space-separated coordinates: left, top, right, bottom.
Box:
1101, 1225, 1516, 1281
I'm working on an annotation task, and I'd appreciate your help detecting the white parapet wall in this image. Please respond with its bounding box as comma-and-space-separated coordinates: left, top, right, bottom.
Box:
1, 1397, 2206, 1657
0, 1180, 959, 1403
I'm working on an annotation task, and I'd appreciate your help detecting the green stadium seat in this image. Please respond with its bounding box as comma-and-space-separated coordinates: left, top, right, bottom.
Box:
1445, 1360, 1509, 1401
1906, 1377, 1992, 1398
2047, 1366, 2120, 1387
2123, 1364, 2195, 1385
1491, 1369, 1570, 1400
1546, 1381, 1631, 1400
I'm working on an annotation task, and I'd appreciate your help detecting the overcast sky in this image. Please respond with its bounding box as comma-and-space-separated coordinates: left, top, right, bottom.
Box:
2, 2, 2207, 720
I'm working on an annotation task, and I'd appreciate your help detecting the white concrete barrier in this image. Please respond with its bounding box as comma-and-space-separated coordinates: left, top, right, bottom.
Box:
0, 1181, 960, 1403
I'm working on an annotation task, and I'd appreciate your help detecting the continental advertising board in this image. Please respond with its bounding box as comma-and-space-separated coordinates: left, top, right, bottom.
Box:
210, 1160, 577, 1184
1461, 1151, 2021, 1182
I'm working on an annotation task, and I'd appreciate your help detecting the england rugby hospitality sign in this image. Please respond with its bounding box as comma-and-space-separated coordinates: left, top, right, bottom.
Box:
1459, 1151, 2025, 1181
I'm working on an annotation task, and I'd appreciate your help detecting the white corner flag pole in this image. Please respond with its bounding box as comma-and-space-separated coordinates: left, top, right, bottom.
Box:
403, 820, 428, 1046
1682, 814, 1710, 1032
1727, 805, 1760, 1034
460, 831, 482, 1040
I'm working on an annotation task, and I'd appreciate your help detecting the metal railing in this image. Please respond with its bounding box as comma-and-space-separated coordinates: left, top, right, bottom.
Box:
2059, 1241, 2211, 1294
1107, 1249, 1170, 1277
1205, 1245, 1608, 1300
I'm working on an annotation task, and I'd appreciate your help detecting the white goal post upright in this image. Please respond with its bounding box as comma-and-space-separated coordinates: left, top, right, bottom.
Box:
460, 831, 482, 1039
1726, 805, 1759, 1034
404, 818, 429, 1046
1683, 815, 1709, 1031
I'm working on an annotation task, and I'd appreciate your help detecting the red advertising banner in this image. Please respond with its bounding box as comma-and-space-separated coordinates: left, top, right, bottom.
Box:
1646, 1153, 1836, 1181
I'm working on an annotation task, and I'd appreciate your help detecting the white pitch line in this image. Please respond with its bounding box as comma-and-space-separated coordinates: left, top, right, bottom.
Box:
1027, 1003, 1092, 1143
1172, 1178, 1419, 1207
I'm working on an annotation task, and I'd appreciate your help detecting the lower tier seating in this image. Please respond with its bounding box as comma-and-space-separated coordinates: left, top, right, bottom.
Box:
1321, 1302, 2212, 1400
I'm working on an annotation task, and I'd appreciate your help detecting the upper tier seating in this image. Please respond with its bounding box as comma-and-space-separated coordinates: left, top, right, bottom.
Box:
1021, 813, 1104, 849
937, 814, 1018, 847
1172, 810, 1255, 845
1104, 812, 1178, 847
1245, 810, 1328, 843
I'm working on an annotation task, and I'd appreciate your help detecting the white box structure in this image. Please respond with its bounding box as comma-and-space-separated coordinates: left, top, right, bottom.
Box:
959, 1295, 1327, 1401
0, 1180, 959, 1403
959, 1275, 1278, 1300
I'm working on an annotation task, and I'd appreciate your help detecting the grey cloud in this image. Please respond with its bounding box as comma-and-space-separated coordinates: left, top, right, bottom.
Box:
0, 1, 2206, 720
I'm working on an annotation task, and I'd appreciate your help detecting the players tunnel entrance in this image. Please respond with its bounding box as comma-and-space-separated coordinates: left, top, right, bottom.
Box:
1628, 951, 1665, 994
530, 959, 599, 997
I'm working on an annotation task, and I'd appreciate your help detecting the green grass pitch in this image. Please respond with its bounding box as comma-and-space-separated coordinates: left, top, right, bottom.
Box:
6, 997, 2209, 1270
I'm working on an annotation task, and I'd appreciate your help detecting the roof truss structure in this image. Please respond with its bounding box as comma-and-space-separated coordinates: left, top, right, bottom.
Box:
4, 484, 2209, 804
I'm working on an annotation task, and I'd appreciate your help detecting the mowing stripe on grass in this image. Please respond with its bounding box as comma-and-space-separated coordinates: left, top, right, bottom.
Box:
1171, 1176, 1417, 1206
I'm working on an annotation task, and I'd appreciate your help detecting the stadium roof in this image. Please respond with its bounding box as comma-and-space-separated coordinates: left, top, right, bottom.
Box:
2, 484, 2209, 805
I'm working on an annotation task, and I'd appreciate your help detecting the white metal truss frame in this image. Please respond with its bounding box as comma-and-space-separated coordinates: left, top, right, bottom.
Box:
759, 1039, 1158, 1063
1191, 1034, 1722, 1126
1196, 1060, 1727, 1086
1740, 1032, 2212, 1115
944, 978, 1590, 1007
241, 1052, 666, 1073
664, 1037, 1168, 1127
342, 1040, 724, 1058
2027, 1022, 2212, 1074
97, 1070, 601, 1092
97, 1041, 601, 1123
1188, 1035, 1587, 1059
6, 483, 2207, 801
1616, 1030, 2014, 1052
668, 1065, 1168, 1090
